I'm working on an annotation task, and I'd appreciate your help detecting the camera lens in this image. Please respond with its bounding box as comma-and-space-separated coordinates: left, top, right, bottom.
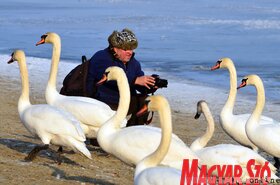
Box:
150, 74, 168, 88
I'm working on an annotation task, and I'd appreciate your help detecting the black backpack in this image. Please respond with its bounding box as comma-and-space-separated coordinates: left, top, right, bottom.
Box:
60, 55, 90, 97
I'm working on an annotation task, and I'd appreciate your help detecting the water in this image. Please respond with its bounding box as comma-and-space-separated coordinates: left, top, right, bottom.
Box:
1, 0, 280, 116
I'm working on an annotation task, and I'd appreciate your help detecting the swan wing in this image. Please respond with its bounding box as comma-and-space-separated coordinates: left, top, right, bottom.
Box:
234, 113, 276, 124
106, 126, 197, 169
61, 95, 110, 108
135, 167, 181, 185
251, 124, 280, 152
53, 98, 118, 127
22, 104, 85, 141
260, 115, 276, 123
196, 145, 244, 166
196, 144, 275, 169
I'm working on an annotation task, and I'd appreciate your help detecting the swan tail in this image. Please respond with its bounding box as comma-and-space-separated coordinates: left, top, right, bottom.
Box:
255, 158, 277, 173
71, 120, 86, 140
253, 157, 280, 181
271, 173, 280, 180
69, 138, 92, 159
75, 126, 86, 140
120, 118, 128, 128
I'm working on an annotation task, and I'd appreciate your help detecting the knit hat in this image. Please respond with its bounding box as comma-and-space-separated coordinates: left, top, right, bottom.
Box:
108, 28, 138, 50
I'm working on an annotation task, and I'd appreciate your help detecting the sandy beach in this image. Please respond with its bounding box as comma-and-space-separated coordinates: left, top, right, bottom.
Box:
0, 71, 233, 185
0, 57, 279, 185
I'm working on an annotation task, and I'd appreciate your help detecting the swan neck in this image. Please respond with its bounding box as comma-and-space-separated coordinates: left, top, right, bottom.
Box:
48, 39, 61, 91
194, 106, 215, 150
98, 72, 131, 149
251, 81, 265, 123
45, 85, 60, 104
111, 74, 131, 127
135, 103, 172, 177
223, 63, 237, 112
17, 57, 31, 112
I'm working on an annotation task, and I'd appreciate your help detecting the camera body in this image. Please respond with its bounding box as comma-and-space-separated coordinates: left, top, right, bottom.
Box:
151, 74, 168, 88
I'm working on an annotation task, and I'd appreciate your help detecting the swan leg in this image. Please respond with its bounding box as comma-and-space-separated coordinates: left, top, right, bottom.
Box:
57, 146, 63, 153
89, 138, 100, 147
25, 144, 49, 161
274, 157, 280, 170
88, 140, 110, 157
55, 147, 63, 165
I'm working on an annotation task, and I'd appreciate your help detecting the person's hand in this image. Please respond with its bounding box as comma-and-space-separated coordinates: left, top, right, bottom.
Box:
135, 75, 155, 89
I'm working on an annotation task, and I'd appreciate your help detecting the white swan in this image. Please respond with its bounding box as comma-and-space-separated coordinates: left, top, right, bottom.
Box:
190, 100, 278, 181
97, 66, 200, 170
211, 58, 273, 151
7, 50, 91, 162
238, 74, 280, 169
134, 95, 182, 185
36, 32, 126, 138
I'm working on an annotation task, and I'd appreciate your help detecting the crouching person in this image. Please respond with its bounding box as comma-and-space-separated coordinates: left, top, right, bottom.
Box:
86, 28, 157, 126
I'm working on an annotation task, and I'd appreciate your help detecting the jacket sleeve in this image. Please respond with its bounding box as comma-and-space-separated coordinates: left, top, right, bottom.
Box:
132, 60, 151, 95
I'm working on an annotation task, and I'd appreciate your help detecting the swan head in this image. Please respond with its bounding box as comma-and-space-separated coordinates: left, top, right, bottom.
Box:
36, 32, 60, 46
237, 74, 262, 89
136, 95, 169, 116
7, 50, 25, 64
96, 66, 126, 85
211, 57, 233, 70
194, 100, 207, 119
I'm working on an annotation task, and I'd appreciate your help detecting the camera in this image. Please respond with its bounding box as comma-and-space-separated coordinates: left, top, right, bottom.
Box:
143, 74, 168, 94
151, 74, 168, 88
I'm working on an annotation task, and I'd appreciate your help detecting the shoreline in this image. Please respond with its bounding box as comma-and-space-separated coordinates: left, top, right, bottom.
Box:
1, 53, 279, 120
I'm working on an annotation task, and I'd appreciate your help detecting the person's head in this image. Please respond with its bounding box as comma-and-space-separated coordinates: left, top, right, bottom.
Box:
108, 28, 138, 63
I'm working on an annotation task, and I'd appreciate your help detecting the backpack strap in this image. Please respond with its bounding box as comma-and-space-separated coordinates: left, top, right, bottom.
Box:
81, 55, 87, 63
81, 55, 90, 97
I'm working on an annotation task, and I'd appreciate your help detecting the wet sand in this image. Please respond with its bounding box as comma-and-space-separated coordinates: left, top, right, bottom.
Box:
0, 74, 278, 185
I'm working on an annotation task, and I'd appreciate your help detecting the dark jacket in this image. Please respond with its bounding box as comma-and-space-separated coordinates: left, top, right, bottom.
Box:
86, 47, 147, 104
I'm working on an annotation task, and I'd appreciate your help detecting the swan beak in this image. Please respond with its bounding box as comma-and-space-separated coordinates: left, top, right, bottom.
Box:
136, 104, 148, 117
7, 57, 14, 64
36, 34, 48, 46
211, 63, 220, 70
194, 112, 201, 119
36, 38, 45, 46
96, 74, 108, 86
237, 80, 247, 89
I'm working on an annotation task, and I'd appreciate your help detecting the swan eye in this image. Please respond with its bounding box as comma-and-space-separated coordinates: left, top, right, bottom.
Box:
41, 35, 47, 39
105, 71, 110, 76
145, 100, 151, 105
241, 78, 248, 83
217, 60, 222, 64
10, 52, 14, 57
194, 112, 201, 119
241, 78, 248, 86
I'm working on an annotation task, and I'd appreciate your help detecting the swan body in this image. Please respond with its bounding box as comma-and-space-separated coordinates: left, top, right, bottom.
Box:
190, 100, 278, 181
211, 58, 273, 151
8, 50, 91, 160
135, 168, 181, 185
134, 95, 182, 185
238, 75, 280, 160
97, 66, 200, 170
36, 32, 126, 138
